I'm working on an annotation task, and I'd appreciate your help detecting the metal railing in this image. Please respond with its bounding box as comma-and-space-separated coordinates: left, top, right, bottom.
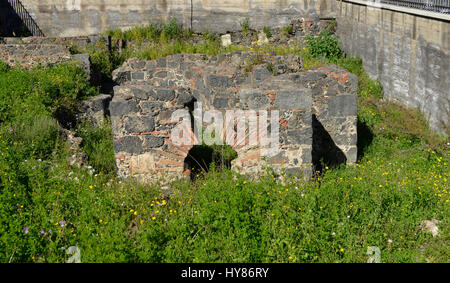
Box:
7, 0, 44, 36
368, 0, 450, 14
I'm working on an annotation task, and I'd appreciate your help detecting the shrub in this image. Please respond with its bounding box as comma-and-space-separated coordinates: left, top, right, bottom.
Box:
263, 27, 272, 38
305, 30, 342, 62
69, 44, 81, 55
127, 24, 161, 43
0, 61, 9, 73
203, 31, 219, 44
241, 18, 250, 34
161, 18, 182, 41
243, 53, 265, 76
105, 28, 126, 40
283, 24, 293, 36
107, 20, 191, 44
134, 40, 240, 60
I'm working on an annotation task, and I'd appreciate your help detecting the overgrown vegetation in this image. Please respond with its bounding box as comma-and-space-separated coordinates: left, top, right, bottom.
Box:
72, 19, 241, 84
76, 119, 115, 175
105, 18, 186, 44
263, 27, 272, 38
82, 37, 132, 85
0, 21, 448, 263
0, 61, 9, 73
241, 18, 250, 35
0, 63, 97, 124
305, 30, 343, 63
243, 52, 265, 76
283, 24, 293, 37
72, 19, 343, 85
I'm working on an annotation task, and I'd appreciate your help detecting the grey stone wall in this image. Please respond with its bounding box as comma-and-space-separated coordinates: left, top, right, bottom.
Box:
18, 0, 336, 37
0, 44, 72, 68
110, 52, 357, 183
0, 35, 98, 48
0, 43, 95, 78
79, 94, 112, 126
309, 65, 358, 168
337, 0, 450, 135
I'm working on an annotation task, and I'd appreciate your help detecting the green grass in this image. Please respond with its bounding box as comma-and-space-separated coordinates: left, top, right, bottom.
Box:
0, 31, 448, 263
76, 119, 116, 175
0, 62, 97, 124
105, 18, 187, 44
1, 140, 447, 262
0, 61, 9, 73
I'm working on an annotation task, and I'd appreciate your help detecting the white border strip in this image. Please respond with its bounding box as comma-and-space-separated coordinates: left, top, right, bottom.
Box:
338, 0, 450, 21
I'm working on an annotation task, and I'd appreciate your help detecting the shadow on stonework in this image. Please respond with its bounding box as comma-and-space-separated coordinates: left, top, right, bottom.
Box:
185, 144, 238, 181
312, 114, 347, 173
53, 105, 77, 129
356, 118, 374, 161
0, 1, 32, 37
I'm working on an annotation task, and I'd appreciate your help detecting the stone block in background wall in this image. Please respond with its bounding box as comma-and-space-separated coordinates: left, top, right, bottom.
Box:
110, 51, 358, 183
79, 94, 112, 126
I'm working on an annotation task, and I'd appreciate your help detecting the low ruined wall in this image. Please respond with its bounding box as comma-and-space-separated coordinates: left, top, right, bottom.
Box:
337, 0, 450, 135
0, 35, 102, 48
0, 44, 72, 68
110, 52, 357, 182
19, 0, 336, 37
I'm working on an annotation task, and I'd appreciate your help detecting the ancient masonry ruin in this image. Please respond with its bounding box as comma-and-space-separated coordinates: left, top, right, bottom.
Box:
110, 52, 358, 182
0, 37, 92, 74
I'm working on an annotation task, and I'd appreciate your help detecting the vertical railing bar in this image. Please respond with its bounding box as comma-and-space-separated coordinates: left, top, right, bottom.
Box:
7, 0, 45, 36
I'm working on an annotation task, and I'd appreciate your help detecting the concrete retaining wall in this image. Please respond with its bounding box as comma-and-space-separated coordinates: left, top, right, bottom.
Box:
18, 0, 335, 37
337, 0, 450, 135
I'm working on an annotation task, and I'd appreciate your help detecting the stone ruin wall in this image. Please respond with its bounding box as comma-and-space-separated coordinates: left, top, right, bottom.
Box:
0, 38, 92, 74
0, 17, 333, 70
0, 43, 72, 68
110, 52, 358, 182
